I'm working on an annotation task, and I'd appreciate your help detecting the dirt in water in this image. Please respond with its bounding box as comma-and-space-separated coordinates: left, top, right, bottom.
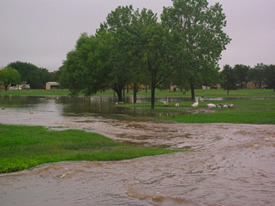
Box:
0, 109, 275, 205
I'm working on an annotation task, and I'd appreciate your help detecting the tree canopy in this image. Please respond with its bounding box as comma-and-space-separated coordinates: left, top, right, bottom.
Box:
0, 67, 21, 91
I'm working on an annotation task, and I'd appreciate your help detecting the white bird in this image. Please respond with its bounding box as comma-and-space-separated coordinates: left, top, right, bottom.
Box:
175, 103, 179, 108
191, 97, 199, 109
162, 98, 169, 106
207, 103, 216, 109
227, 103, 234, 108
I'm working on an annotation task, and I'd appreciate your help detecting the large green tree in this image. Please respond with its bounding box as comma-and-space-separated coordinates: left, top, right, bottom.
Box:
161, 0, 231, 100
0, 67, 21, 91
61, 33, 102, 96
138, 21, 182, 109
98, 5, 141, 102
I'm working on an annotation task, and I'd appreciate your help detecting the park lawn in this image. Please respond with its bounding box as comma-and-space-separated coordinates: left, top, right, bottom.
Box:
0, 124, 180, 173
120, 99, 275, 124
0, 88, 275, 98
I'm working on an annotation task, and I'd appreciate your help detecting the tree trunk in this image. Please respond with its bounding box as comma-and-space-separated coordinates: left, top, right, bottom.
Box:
112, 83, 126, 103
116, 90, 123, 102
5, 86, 8, 92
133, 83, 137, 104
190, 81, 195, 101
151, 82, 155, 109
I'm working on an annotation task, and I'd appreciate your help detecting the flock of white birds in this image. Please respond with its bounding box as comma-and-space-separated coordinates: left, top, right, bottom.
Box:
162, 97, 234, 109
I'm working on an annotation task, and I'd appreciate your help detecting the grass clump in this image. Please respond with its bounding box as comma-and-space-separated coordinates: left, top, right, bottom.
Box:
0, 124, 180, 173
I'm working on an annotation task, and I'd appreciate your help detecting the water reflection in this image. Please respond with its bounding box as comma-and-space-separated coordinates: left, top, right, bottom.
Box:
0, 95, 182, 120
0, 95, 46, 108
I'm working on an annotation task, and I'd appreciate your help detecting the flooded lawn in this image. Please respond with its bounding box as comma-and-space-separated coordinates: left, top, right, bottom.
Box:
0, 96, 275, 205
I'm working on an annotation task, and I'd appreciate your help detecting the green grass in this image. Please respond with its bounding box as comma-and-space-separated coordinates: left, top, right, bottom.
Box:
0, 88, 274, 98
0, 89, 71, 96
120, 99, 275, 124
169, 99, 275, 124
0, 124, 180, 173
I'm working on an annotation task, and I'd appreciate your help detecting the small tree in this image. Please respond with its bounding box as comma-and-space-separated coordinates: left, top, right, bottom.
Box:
0, 67, 21, 91
221, 65, 237, 95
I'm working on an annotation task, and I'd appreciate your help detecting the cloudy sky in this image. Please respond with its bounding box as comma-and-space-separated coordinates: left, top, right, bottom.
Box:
1, 0, 274, 72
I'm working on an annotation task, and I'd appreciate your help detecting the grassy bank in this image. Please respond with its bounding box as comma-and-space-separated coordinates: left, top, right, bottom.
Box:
166, 99, 275, 124
0, 124, 180, 173
0, 88, 274, 98
121, 99, 275, 124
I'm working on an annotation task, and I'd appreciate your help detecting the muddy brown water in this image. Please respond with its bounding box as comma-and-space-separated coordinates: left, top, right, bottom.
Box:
0, 96, 275, 206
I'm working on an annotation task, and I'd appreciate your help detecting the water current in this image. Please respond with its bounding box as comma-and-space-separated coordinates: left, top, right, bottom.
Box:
0, 96, 274, 206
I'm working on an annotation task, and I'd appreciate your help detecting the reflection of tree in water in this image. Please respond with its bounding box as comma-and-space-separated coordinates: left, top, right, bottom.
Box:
0, 96, 44, 108
61, 97, 130, 116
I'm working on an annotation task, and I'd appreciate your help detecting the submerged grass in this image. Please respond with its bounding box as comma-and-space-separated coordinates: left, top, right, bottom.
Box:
0, 124, 180, 173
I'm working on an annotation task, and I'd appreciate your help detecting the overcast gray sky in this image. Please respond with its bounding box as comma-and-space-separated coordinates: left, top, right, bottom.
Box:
1, 0, 274, 72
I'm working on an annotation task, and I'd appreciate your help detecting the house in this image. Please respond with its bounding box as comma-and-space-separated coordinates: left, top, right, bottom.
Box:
45, 82, 60, 90
246, 81, 267, 89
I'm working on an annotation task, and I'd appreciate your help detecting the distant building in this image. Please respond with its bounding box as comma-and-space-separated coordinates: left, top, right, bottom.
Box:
45, 82, 60, 90
246, 81, 267, 89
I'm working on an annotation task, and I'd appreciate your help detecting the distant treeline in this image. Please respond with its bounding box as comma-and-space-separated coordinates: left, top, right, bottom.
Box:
7, 61, 57, 89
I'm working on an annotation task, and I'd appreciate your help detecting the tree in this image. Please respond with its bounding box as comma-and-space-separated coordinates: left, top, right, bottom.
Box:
161, 0, 231, 100
220, 65, 237, 95
264, 64, 275, 91
0, 67, 21, 91
61, 33, 101, 96
138, 21, 182, 109
233, 64, 250, 88
249, 63, 266, 88
98, 5, 140, 102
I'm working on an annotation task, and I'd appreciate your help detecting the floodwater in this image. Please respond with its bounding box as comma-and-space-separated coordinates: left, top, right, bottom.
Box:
0, 96, 275, 206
